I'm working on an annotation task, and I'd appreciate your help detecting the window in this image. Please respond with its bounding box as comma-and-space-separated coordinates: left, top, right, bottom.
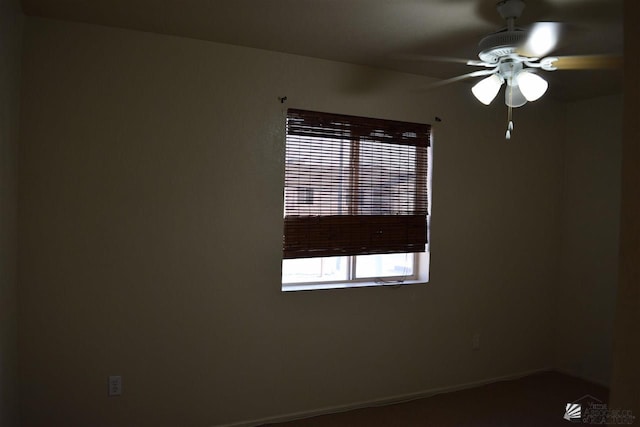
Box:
281, 109, 432, 291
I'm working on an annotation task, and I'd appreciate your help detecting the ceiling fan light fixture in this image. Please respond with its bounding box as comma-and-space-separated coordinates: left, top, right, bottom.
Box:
471, 74, 504, 105
516, 69, 549, 101
505, 82, 528, 108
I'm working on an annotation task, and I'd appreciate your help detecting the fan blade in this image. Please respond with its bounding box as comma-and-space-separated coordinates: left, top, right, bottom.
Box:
551, 54, 623, 70
468, 60, 498, 67
517, 22, 564, 58
421, 69, 497, 90
395, 53, 480, 65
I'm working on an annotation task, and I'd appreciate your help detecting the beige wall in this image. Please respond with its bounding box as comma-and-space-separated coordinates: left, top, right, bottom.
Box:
18, 18, 566, 426
0, 0, 22, 425
556, 94, 622, 385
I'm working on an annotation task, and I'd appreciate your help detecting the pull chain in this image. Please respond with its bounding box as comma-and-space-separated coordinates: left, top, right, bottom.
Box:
506, 77, 514, 140
506, 104, 513, 140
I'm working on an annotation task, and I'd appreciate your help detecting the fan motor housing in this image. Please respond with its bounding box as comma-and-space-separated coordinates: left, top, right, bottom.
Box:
478, 29, 528, 63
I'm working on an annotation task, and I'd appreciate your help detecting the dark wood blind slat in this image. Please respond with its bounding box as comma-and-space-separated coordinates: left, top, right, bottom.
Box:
283, 215, 427, 259
287, 108, 431, 148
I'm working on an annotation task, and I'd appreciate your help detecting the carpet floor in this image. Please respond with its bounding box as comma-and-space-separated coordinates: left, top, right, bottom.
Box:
264, 371, 610, 426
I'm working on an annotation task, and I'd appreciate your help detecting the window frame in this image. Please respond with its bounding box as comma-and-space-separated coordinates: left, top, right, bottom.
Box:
282, 252, 431, 292
281, 109, 433, 291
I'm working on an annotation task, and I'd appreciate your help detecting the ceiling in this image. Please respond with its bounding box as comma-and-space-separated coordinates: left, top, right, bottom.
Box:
21, 0, 624, 101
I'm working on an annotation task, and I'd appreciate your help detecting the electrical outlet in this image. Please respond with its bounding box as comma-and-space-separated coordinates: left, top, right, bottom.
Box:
108, 375, 122, 397
472, 333, 481, 350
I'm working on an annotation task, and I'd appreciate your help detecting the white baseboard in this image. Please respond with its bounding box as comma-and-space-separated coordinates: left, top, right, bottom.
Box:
214, 367, 553, 427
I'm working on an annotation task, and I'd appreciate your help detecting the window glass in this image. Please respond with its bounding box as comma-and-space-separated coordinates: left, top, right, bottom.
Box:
354, 253, 414, 279
282, 256, 349, 284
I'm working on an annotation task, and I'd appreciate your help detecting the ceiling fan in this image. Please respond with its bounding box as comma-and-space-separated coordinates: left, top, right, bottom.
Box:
429, 0, 621, 139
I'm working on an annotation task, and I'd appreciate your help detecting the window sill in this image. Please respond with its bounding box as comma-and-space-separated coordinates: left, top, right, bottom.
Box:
281, 279, 428, 292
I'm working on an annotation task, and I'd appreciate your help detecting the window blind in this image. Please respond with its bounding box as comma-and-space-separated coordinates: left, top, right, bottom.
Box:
283, 109, 430, 259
